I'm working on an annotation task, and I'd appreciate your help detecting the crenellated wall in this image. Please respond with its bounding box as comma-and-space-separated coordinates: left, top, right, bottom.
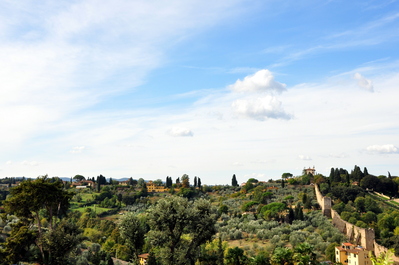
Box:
314, 184, 331, 218
314, 184, 399, 263
331, 209, 375, 250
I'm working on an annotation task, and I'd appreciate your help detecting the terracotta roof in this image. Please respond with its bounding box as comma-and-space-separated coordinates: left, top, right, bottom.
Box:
138, 253, 149, 259
347, 249, 361, 254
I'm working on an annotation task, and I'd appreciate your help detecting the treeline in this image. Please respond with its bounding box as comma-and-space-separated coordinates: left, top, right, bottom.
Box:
0, 173, 350, 265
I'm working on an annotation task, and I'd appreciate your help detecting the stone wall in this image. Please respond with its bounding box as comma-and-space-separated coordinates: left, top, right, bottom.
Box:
331, 209, 375, 250
314, 184, 331, 218
314, 184, 399, 263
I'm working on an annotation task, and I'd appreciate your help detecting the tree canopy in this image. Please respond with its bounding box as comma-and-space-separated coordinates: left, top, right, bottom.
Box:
146, 196, 218, 265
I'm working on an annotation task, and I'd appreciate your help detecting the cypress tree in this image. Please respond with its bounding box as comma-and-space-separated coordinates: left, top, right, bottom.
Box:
232, 174, 238, 187
329, 167, 334, 178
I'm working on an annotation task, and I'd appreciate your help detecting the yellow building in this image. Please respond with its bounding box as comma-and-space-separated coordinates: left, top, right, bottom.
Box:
146, 181, 167, 193
138, 253, 149, 265
336, 243, 371, 265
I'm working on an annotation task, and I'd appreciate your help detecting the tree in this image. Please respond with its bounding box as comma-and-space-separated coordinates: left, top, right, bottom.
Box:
1, 223, 37, 264
242, 181, 254, 193
325, 243, 339, 262
232, 174, 238, 187
225, 247, 248, 265
293, 242, 317, 265
329, 168, 335, 179
119, 212, 147, 261
73, 174, 85, 182
352, 165, 363, 182
166, 176, 172, 188
198, 177, 202, 188
181, 174, 190, 188
42, 219, 85, 264
271, 247, 293, 265
137, 178, 145, 187
370, 248, 395, 265
354, 196, 366, 212
154, 179, 163, 186
360, 175, 380, 190
247, 178, 258, 183
147, 196, 217, 265
140, 182, 148, 196
129, 177, 135, 186
282, 172, 293, 179
3, 176, 75, 264
261, 202, 287, 221
194, 176, 198, 188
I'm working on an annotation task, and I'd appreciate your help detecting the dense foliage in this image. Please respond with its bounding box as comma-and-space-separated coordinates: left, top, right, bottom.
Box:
0, 168, 396, 264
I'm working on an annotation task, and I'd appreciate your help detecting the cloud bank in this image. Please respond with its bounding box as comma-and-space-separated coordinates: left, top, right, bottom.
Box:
366, 144, 398, 154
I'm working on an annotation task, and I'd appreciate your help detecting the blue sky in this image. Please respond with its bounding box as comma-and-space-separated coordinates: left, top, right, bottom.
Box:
1, 0, 399, 184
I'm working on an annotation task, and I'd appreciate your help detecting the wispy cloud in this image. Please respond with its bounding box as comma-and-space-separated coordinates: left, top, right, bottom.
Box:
232, 96, 292, 121
21, 161, 39, 167
167, 127, 194, 137
271, 12, 399, 68
70, 146, 86, 154
366, 144, 398, 154
298, 155, 312, 161
353, 73, 374, 92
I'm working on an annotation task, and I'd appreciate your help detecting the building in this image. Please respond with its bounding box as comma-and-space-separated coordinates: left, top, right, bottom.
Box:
119, 180, 129, 186
146, 181, 167, 193
138, 253, 149, 265
304, 166, 316, 176
336, 243, 371, 265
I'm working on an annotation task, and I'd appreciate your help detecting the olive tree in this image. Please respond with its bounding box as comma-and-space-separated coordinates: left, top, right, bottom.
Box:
147, 196, 218, 265
119, 212, 147, 262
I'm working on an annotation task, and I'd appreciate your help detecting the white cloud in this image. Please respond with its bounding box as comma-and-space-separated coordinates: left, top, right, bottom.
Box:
229, 69, 286, 93
167, 127, 193, 137
354, 73, 374, 92
242, 173, 267, 181
366, 144, 398, 154
298, 155, 312, 161
70, 146, 86, 154
21, 161, 39, 166
328, 153, 349, 158
6, 161, 12, 165
232, 96, 292, 121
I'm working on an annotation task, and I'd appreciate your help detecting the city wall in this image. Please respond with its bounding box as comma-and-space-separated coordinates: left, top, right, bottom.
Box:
314, 184, 331, 218
331, 209, 375, 250
314, 184, 399, 263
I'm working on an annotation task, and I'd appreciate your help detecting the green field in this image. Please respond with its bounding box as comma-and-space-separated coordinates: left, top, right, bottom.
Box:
72, 205, 112, 215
